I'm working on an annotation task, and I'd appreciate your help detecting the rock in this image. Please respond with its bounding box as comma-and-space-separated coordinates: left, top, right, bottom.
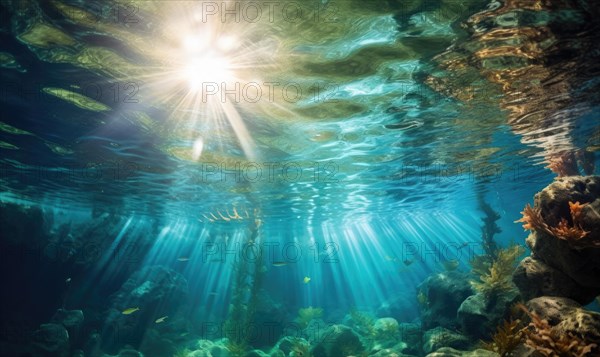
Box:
525, 176, 600, 298
377, 294, 420, 322
398, 322, 422, 356
457, 290, 520, 339
272, 336, 309, 356
101, 266, 188, 353
0, 202, 48, 246
374, 317, 399, 334
244, 350, 269, 357
373, 317, 400, 349
369, 348, 417, 357
425, 347, 499, 356
138, 328, 176, 357
418, 271, 474, 330
527, 296, 600, 343
31, 323, 69, 357
186, 339, 231, 357
311, 325, 365, 357
556, 309, 600, 343
526, 296, 580, 325
51, 309, 84, 340
513, 257, 598, 303
422, 327, 470, 355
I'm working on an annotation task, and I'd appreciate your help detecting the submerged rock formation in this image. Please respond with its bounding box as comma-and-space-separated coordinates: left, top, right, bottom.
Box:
417, 271, 474, 330
514, 176, 600, 304
101, 265, 189, 354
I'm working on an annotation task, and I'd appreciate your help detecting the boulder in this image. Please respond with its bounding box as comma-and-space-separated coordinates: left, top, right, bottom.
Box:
31, 323, 70, 357
525, 176, 600, 294
527, 296, 600, 343
418, 272, 474, 330
513, 257, 598, 304
272, 336, 309, 356
425, 347, 499, 356
457, 290, 519, 339
398, 322, 422, 356
51, 309, 84, 340
422, 327, 470, 355
377, 294, 420, 322
311, 325, 365, 357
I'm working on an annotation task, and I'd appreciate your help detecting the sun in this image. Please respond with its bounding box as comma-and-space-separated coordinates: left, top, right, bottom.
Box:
136, 3, 277, 160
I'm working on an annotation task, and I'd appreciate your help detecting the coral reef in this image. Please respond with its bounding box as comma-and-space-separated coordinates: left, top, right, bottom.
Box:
518, 303, 598, 356
514, 176, 600, 304
517, 201, 593, 247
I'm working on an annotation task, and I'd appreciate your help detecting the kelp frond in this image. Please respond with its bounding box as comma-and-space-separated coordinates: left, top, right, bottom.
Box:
518, 304, 598, 357
470, 244, 525, 297
481, 319, 524, 356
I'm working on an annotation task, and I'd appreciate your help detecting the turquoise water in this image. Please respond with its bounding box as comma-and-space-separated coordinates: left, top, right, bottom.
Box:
1, 1, 599, 356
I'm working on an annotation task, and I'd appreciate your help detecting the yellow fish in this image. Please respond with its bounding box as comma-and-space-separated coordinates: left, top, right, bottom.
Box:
177, 257, 190, 262
303, 276, 311, 284
155, 316, 168, 323
122, 307, 140, 315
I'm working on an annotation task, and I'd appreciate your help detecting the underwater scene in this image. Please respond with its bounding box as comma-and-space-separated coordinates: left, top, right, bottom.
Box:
1, 0, 600, 356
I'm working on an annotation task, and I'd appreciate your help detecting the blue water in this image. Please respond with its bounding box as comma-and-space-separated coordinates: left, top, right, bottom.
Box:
1, 0, 599, 356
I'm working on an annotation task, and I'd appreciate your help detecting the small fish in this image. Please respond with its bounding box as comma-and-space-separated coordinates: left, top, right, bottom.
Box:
208, 292, 218, 296
177, 257, 190, 262
154, 316, 168, 323
303, 276, 311, 284
384, 255, 397, 262
417, 291, 427, 306
403, 259, 413, 266
65, 278, 71, 284
272, 262, 288, 267
122, 307, 140, 315
457, 242, 470, 249
442, 259, 460, 271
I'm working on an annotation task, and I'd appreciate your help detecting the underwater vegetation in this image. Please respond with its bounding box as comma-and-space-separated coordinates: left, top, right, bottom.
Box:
470, 244, 525, 299
518, 304, 598, 357
481, 318, 523, 357
516, 201, 595, 248
296, 307, 323, 329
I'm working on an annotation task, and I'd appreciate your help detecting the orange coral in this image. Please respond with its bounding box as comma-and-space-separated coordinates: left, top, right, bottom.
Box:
548, 201, 591, 244
518, 304, 598, 357
515, 203, 551, 234
516, 201, 597, 248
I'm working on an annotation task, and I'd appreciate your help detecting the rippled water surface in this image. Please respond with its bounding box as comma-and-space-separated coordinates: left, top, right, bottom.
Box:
1, 0, 596, 223
1, 0, 600, 356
